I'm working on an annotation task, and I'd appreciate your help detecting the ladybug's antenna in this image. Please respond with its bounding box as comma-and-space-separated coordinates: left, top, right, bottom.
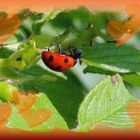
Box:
58, 44, 63, 54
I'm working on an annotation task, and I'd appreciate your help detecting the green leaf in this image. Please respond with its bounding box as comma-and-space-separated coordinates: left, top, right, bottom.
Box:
82, 43, 140, 74
22, 64, 66, 80
21, 71, 86, 128
31, 13, 44, 21
31, 8, 127, 49
69, 6, 93, 32
47, 6, 92, 33
32, 8, 118, 49
77, 74, 135, 131
6, 106, 30, 130
0, 47, 14, 58
32, 22, 44, 34
5, 93, 68, 131
0, 82, 18, 102
0, 63, 66, 84
83, 65, 114, 75
92, 11, 125, 40
2, 40, 40, 71
0, 82, 68, 131
31, 34, 54, 48
31, 93, 68, 131
122, 74, 140, 87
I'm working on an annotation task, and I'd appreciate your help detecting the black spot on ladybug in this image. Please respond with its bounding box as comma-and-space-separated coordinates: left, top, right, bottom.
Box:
55, 66, 62, 71
64, 58, 68, 63
16, 57, 22, 61
49, 55, 54, 62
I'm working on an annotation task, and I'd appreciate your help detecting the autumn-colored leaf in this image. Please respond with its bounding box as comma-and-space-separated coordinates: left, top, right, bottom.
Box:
15, 93, 37, 113
21, 108, 51, 128
125, 4, 140, 24
0, 14, 20, 44
127, 102, 140, 128
0, 103, 12, 125
77, 75, 134, 131
107, 20, 138, 46
107, 20, 126, 38
107, 5, 140, 46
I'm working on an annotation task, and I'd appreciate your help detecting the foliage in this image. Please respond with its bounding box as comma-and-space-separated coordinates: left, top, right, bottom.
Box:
0, 6, 140, 132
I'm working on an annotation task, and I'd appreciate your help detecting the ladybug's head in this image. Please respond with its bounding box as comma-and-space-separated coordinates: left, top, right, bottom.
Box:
57, 44, 81, 60
69, 48, 82, 60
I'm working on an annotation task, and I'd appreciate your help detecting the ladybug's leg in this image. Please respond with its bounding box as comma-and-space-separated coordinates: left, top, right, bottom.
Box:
70, 50, 75, 57
58, 44, 63, 54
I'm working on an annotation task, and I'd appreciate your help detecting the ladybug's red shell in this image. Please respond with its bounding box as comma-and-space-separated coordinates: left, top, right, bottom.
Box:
42, 51, 77, 72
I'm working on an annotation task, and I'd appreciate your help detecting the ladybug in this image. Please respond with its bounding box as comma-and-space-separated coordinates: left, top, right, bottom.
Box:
41, 44, 81, 72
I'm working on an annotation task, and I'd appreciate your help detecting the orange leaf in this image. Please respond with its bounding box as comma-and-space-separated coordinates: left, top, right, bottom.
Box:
21, 108, 51, 128
127, 102, 140, 128
107, 20, 138, 46
107, 20, 126, 39
108, 4, 140, 46
0, 103, 12, 125
0, 14, 20, 45
16, 93, 37, 113
116, 21, 138, 46
126, 4, 140, 24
